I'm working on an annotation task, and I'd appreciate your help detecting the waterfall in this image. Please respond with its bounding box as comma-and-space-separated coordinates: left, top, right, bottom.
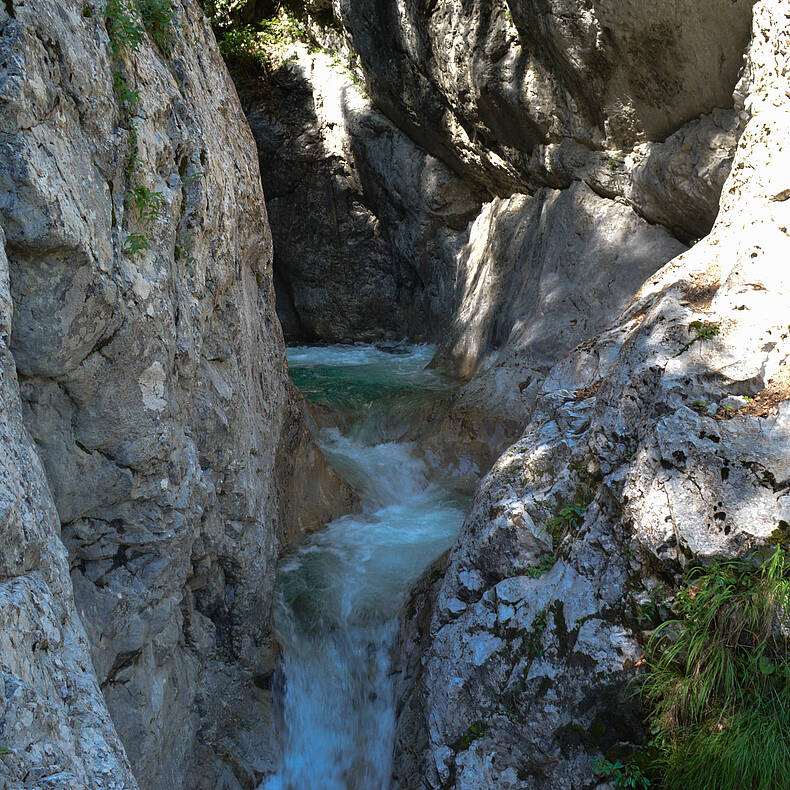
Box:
263, 345, 468, 790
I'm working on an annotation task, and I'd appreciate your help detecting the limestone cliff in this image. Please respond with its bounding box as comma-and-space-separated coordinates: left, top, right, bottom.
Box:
390, 1, 790, 787
245, 37, 481, 342
0, 1, 347, 788
2, 0, 787, 786
231, 0, 788, 787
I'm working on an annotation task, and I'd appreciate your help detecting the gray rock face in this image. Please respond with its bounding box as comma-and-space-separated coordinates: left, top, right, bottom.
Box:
336, 0, 753, 200
246, 43, 481, 342
0, 2, 347, 788
392, 1, 790, 786
240, 2, 745, 502
0, 227, 138, 789
434, 181, 687, 420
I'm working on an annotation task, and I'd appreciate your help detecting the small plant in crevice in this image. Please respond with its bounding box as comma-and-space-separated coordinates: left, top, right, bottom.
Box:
633, 585, 668, 627
642, 547, 790, 790
451, 720, 490, 751
181, 169, 206, 185
112, 70, 140, 113
520, 553, 557, 579
521, 610, 548, 662
123, 124, 140, 179
106, 0, 178, 56
105, 1, 177, 258
137, 0, 178, 53
123, 232, 150, 258
689, 320, 720, 342
544, 462, 598, 550
593, 756, 651, 789
106, 0, 145, 55
112, 71, 141, 181
546, 503, 586, 543
126, 183, 167, 221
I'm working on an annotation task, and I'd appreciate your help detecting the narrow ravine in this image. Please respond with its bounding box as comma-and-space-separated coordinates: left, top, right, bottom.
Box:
262, 345, 470, 790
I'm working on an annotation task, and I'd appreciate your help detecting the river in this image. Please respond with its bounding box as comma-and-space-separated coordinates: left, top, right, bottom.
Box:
262, 344, 469, 790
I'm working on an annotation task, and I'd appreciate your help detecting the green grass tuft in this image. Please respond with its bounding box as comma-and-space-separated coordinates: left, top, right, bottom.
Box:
689, 320, 720, 342
643, 547, 790, 789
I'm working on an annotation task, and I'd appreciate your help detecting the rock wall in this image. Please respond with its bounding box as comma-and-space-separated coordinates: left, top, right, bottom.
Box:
243, 13, 718, 486
0, 226, 138, 789
249, 1, 746, 429
246, 41, 481, 342
392, 0, 790, 787
0, 1, 347, 788
336, 0, 753, 199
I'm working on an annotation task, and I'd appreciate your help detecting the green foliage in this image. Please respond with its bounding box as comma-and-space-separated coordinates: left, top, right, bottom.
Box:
0, 745, 11, 755
127, 183, 167, 221
635, 586, 667, 626
122, 183, 167, 258
105, 3, 174, 259
546, 503, 586, 542
123, 123, 139, 178
545, 463, 597, 547
258, 9, 303, 46
123, 232, 150, 258
522, 554, 557, 579
112, 71, 140, 118
200, 0, 248, 30
181, 169, 206, 185
643, 547, 790, 790
637, 599, 658, 625
111, 72, 140, 181
138, 0, 178, 53
593, 757, 651, 789
105, 0, 145, 55
105, 0, 177, 55
209, 5, 308, 86
524, 610, 548, 660
689, 320, 720, 342
218, 23, 271, 76
452, 720, 490, 751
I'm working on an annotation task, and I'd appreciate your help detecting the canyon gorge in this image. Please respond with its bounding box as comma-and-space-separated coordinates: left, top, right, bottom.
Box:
0, 0, 788, 788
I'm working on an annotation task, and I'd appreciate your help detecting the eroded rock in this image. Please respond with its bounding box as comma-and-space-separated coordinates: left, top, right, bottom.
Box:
392, 1, 790, 786
0, 1, 347, 787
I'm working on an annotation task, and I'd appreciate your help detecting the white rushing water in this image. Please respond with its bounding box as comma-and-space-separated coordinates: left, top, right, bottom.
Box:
262, 345, 468, 790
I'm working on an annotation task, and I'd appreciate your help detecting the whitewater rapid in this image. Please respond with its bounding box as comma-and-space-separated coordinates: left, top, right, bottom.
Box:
263, 344, 468, 790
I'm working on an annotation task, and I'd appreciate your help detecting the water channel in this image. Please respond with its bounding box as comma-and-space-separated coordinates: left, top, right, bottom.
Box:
263, 344, 470, 790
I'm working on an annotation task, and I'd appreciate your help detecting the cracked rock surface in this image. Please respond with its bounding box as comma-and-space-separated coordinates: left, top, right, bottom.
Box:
0, 1, 348, 787
392, 1, 790, 786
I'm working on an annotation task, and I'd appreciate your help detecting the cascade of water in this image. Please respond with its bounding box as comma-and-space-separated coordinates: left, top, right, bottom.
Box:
262, 345, 468, 790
